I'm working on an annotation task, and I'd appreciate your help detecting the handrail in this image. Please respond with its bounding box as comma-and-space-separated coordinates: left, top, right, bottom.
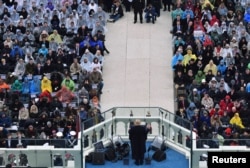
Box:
81, 107, 193, 163
1, 107, 194, 168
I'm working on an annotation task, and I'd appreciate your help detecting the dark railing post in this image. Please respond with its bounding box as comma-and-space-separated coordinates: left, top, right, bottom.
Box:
111, 108, 116, 141
80, 113, 84, 168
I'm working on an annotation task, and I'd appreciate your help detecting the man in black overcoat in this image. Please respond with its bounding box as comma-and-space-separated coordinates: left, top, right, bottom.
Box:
132, 0, 145, 23
129, 119, 149, 165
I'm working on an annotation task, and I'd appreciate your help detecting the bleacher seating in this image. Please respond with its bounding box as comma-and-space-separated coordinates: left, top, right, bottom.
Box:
0, 0, 108, 151
171, 0, 250, 148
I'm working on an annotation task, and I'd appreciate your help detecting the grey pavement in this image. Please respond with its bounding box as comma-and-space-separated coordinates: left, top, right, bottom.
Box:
101, 10, 174, 113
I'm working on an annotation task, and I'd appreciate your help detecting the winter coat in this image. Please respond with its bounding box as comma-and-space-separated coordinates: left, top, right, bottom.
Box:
230, 113, 245, 128
195, 71, 206, 85
56, 86, 75, 103
0, 114, 11, 127
30, 76, 41, 95
186, 102, 196, 120
11, 79, 22, 92
22, 77, 30, 94
18, 107, 29, 120
132, 0, 145, 11
41, 76, 52, 93
61, 79, 75, 92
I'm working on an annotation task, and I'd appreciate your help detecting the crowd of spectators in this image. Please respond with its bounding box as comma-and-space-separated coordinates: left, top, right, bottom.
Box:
172, 0, 250, 148
0, 0, 109, 149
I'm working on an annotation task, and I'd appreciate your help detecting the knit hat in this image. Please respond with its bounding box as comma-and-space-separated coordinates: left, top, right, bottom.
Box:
214, 104, 220, 109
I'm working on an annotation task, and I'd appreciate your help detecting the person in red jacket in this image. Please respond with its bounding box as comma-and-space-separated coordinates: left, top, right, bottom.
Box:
209, 104, 224, 117
219, 95, 234, 117
210, 15, 220, 26
0, 78, 10, 100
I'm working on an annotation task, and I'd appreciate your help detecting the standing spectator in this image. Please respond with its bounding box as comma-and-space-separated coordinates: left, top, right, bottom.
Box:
123, 0, 132, 12
132, 0, 145, 24
103, 0, 113, 12
162, 0, 172, 12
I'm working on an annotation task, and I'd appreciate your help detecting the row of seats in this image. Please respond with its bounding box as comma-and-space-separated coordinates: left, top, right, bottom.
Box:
172, 0, 250, 148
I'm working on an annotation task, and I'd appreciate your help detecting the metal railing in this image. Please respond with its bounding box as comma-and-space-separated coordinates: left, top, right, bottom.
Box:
0, 136, 82, 168
1, 107, 193, 168
82, 107, 193, 167
6, 107, 250, 168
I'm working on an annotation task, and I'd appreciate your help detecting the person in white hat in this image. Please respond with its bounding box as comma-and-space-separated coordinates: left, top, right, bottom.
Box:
56, 132, 63, 138
187, 88, 201, 107
66, 131, 77, 148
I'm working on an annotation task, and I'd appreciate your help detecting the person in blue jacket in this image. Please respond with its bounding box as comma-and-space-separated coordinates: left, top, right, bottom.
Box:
182, 8, 194, 19
186, 102, 197, 120
38, 44, 49, 57
79, 34, 91, 49
246, 82, 250, 93
0, 113, 12, 128
21, 77, 31, 102
244, 8, 250, 23
30, 76, 41, 95
171, 49, 184, 70
217, 60, 227, 76
89, 35, 104, 49
10, 44, 24, 58
144, 3, 157, 23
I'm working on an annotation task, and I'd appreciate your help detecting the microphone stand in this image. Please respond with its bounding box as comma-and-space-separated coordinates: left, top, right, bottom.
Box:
111, 108, 116, 142
161, 111, 164, 139
160, 109, 168, 151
